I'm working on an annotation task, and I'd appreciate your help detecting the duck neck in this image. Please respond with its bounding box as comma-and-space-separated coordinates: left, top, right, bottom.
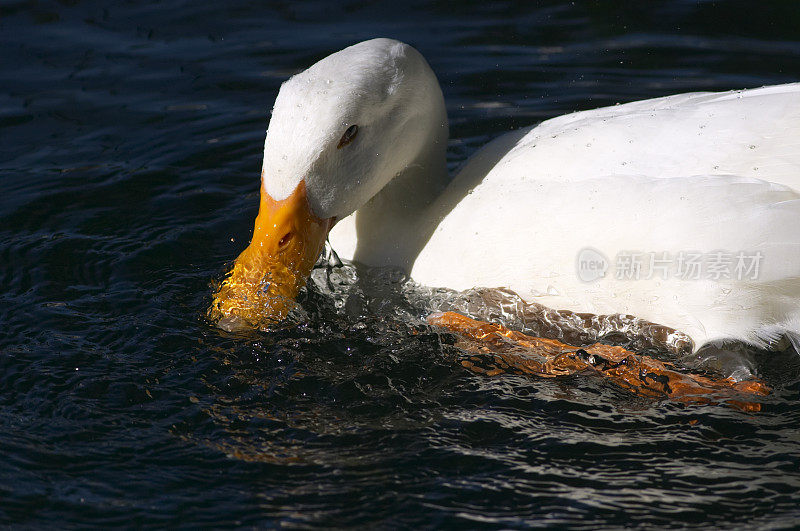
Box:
352, 131, 449, 270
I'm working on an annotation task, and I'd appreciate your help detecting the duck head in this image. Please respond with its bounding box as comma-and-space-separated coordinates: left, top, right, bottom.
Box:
210, 38, 446, 328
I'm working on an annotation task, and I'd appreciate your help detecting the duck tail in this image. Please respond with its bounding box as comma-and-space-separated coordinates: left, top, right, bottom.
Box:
786, 329, 800, 355
759, 318, 800, 354
783, 309, 800, 354
747, 309, 800, 353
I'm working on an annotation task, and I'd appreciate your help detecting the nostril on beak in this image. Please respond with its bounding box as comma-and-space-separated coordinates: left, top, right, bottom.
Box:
278, 232, 293, 248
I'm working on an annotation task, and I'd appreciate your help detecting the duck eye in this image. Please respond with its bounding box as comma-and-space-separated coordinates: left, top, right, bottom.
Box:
337, 124, 359, 149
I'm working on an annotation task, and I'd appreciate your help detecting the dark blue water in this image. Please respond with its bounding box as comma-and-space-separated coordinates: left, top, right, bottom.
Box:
3, 1, 800, 527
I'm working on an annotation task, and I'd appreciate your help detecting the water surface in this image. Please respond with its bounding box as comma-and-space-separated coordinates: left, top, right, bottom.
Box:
2, 1, 800, 527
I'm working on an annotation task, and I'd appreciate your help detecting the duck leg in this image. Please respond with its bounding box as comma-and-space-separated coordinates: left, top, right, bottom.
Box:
427, 312, 770, 412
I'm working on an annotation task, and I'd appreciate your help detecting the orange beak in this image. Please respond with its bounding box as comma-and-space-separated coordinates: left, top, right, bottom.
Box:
210, 180, 334, 329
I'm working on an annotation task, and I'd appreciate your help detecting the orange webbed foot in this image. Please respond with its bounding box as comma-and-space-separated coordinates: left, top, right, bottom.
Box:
428, 311, 770, 412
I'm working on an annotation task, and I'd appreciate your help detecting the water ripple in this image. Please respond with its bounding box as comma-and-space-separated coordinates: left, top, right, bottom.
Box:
2, 0, 800, 527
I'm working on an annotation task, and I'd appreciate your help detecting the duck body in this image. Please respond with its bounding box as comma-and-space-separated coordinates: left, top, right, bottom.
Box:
215, 38, 800, 351
329, 74, 800, 349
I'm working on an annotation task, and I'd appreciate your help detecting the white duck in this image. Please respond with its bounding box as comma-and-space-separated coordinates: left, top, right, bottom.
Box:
212, 38, 800, 352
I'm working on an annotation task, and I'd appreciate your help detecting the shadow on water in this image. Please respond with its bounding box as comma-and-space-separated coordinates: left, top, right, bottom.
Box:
1, 0, 800, 526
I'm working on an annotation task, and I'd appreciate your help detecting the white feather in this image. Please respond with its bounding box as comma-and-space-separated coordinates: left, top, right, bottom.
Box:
262, 38, 800, 351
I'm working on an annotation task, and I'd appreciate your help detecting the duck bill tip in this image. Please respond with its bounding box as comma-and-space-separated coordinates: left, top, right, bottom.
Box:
210, 180, 333, 327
